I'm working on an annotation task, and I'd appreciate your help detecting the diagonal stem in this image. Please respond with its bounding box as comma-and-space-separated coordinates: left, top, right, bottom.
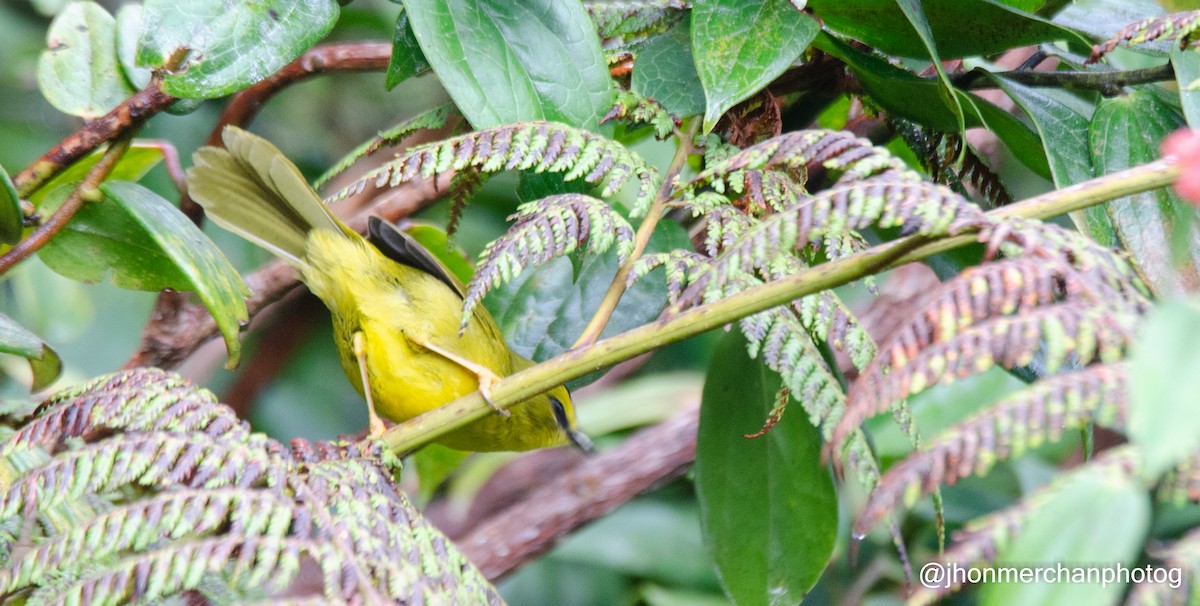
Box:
380, 157, 1180, 453
572, 119, 702, 348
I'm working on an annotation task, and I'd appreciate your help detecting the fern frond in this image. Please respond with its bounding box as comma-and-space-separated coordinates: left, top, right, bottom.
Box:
834, 301, 1139, 451
445, 168, 487, 238
0, 432, 278, 522
604, 90, 678, 139
899, 123, 1013, 209
676, 129, 918, 199
626, 250, 708, 303
1088, 10, 1200, 63
0, 371, 503, 604
854, 363, 1128, 537
327, 121, 660, 216
680, 179, 986, 307
8, 368, 248, 455
314, 104, 455, 190
0, 489, 304, 597
462, 194, 636, 325
906, 448, 1138, 606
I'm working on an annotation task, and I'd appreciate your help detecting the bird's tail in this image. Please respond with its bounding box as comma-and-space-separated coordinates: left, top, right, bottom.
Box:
186, 126, 350, 267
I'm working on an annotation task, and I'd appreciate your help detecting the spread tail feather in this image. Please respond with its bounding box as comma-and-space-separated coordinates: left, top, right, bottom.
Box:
186, 126, 347, 266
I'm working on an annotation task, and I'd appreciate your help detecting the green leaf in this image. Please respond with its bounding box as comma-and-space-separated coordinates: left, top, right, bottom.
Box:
990, 75, 1117, 247
37, 1, 135, 119
385, 9, 430, 90
484, 220, 687, 387
411, 444, 469, 505
631, 20, 705, 117
1052, 0, 1164, 51
402, 0, 614, 130
405, 223, 474, 284
114, 4, 153, 89
29, 144, 164, 206
1172, 46, 1200, 128
0, 163, 22, 245
809, 0, 1086, 59
816, 34, 1051, 178
696, 330, 837, 604
1128, 300, 1200, 480
892, 0, 966, 142
1090, 90, 1200, 295
980, 466, 1149, 606
690, 0, 819, 132
38, 182, 249, 367
137, 0, 339, 98
0, 312, 63, 392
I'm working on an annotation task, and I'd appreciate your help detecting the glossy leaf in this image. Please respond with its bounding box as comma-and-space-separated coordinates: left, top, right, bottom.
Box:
0, 162, 21, 245
980, 466, 1148, 606
114, 4, 152, 89
402, 0, 613, 130
484, 221, 687, 386
406, 224, 474, 284
1091, 90, 1200, 294
809, 0, 1085, 59
37, 2, 135, 119
990, 75, 1117, 247
892, 0, 965, 140
385, 9, 430, 90
1172, 46, 1200, 128
691, 0, 819, 132
138, 0, 339, 98
696, 330, 837, 604
1052, 0, 1164, 51
632, 20, 705, 117
1128, 300, 1200, 480
816, 34, 1051, 178
38, 182, 248, 366
0, 311, 63, 392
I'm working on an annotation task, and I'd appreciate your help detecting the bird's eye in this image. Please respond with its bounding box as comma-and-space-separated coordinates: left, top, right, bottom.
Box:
549, 396, 570, 430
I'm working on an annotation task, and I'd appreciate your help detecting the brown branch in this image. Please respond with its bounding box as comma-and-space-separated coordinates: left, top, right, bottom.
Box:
204, 42, 392, 147
0, 136, 134, 275
459, 406, 699, 581
12, 85, 176, 198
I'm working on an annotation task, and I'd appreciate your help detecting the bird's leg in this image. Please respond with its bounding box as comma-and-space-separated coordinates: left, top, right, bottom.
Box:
414, 338, 511, 418
353, 331, 388, 437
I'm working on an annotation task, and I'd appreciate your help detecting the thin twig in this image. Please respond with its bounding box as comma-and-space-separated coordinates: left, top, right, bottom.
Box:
12, 86, 176, 198
460, 406, 699, 580
572, 119, 702, 348
955, 63, 1175, 92
0, 135, 134, 275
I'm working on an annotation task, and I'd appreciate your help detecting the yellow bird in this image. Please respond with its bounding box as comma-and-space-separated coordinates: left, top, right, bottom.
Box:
186, 126, 589, 452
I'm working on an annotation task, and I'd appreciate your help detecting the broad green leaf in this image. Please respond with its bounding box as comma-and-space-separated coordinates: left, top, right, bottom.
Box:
484, 221, 687, 387
406, 224, 474, 284
0, 311, 63, 392
696, 331, 837, 604
809, 0, 1085, 59
0, 163, 21, 245
137, 0, 339, 98
29, 144, 164, 206
37, 1, 135, 119
632, 20, 705, 117
816, 34, 1051, 178
402, 0, 613, 130
1128, 300, 1200, 480
890, 0, 966, 144
1090, 90, 1200, 294
980, 466, 1149, 606
691, 0, 818, 132
990, 75, 1117, 247
385, 10, 430, 90
39, 182, 249, 366
115, 4, 152, 89
1172, 46, 1200, 128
